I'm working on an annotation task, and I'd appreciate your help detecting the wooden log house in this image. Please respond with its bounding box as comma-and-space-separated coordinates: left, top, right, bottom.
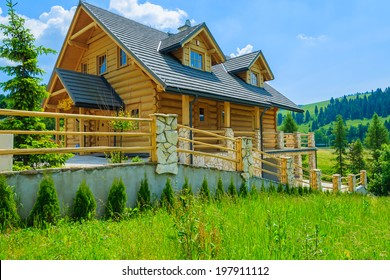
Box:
43, 1, 314, 168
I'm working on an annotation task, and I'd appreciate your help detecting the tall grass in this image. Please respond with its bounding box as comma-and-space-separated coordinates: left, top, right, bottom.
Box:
0, 192, 389, 260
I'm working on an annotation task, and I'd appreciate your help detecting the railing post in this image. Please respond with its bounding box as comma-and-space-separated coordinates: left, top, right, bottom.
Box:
152, 114, 178, 175
294, 132, 301, 149
236, 137, 243, 172
348, 174, 356, 192
150, 115, 157, 162
360, 170, 367, 188
308, 132, 315, 148
277, 131, 285, 149
0, 134, 13, 172
294, 155, 303, 180
332, 174, 341, 192
309, 151, 317, 170
241, 137, 253, 179
280, 156, 294, 186
254, 129, 261, 151
310, 169, 322, 191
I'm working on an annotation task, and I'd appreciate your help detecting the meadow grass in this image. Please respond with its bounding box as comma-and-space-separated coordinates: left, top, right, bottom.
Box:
1, 191, 389, 260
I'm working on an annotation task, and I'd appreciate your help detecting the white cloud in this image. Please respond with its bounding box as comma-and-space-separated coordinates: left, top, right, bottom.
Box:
296, 33, 327, 42
109, 0, 188, 30
0, 5, 76, 40
230, 44, 254, 58
39, 6, 77, 36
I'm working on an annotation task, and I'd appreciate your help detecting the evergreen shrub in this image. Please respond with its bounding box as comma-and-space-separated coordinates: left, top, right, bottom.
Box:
106, 178, 127, 220
137, 175, 151, 211
215, 177, 224, 201
161, 178, 175, 210
0, 175, 19, 231
72, 180, 96, 221
28, 176, 60, 227
199, 177, 210, 201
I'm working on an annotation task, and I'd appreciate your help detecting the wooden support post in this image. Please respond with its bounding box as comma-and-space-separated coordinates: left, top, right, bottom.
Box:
310, 169, 322, 191
254, 107, 260, 130
332, 174, 341, 192
360, 170, 367, 188
150, 115, 157, 162
79, 107, 84, 155
348, 174, 356, 192
182, 95, 190, 126
224, 101, 231, 128
236, 137, 243, 171
55, 109, 60, 145
281, 157, 288, 184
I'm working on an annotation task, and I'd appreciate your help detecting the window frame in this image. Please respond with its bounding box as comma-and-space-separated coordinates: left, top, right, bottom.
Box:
118, 48, 127, 68
190, 50, 203, 70
97, 54, 107, 75
250, 71, 259, 86
81, 62, 88, 74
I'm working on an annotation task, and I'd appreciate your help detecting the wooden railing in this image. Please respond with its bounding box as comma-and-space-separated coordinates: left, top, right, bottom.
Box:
0, 109, 154, 157
252, 149, 282, 180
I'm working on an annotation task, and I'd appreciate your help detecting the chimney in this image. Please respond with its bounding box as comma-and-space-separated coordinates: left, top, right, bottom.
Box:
178, 19, 191, 32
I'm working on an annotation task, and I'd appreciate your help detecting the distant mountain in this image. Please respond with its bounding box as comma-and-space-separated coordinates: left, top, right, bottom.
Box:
278, 87, 390, 146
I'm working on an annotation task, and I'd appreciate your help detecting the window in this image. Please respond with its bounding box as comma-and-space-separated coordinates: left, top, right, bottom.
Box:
199, 107, 205, 122
250, 71, 258, 86
118, 48, 127, 67
81, 63, 88, 73
131, 109, 139, 118
97, 54, 107, 75
190, 50, 203, 70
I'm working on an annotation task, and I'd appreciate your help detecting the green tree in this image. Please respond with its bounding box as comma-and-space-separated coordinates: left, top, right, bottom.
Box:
0, 0, 71, 169
106, 178, 127, 220
0, 175, 20, 231
365, 113, 389, 161
199, 177, 210, 201
72, 180, 96, 222
332, 115, 348, 176
347, 139, 366, 174
215, 177, 224, 201
281, 112, 298, 133
137, 175, 151, 211
369, 144, 390, 196
161, 178, 175, 210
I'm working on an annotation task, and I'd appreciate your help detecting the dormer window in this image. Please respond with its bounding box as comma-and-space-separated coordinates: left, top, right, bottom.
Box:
250, 71, 258, 86
190, 50, 203, 70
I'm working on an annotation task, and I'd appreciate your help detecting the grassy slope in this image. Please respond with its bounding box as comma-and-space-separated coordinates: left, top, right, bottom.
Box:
1, 192, 389, 260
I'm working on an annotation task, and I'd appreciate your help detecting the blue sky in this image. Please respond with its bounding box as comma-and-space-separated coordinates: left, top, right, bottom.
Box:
1, 0, 389, 105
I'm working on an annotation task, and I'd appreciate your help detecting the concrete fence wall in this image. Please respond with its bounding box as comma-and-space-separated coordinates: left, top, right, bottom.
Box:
2, 163, 271, 219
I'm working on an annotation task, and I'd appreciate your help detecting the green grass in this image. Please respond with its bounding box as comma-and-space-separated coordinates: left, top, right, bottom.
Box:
1, 192, 389, 260
316, 148, 336, 175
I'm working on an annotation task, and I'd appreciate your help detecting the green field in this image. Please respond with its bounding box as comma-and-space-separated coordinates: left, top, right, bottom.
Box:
1, 191, 389, 260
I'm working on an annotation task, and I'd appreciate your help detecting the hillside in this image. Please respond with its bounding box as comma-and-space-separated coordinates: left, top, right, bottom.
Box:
278, 87, 390, 146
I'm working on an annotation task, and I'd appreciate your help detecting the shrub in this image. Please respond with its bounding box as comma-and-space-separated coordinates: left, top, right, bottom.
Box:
269, 183, 276, 193
260, 181, 266, 193
250, 184, 258, 198
199, 177, 210, 201
239, 181, 248, 197
228, 178, 237, 197
72, 180, 96, 222
298, 185, 304, 195
131, 156, 143, 163
180, 177, 193, 208
106, 178, 127, 220
0, 175, 20, 231
137, 175, 151, 211
161, 178, 175, 210
277, 183, 284, 193
28, 176, 60, 227
215, 177, 224, 201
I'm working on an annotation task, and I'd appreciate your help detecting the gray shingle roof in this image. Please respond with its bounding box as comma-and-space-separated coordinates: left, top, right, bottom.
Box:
81, 2, 302, 112
159, 24, 202, 53
224, 51, 261, 73
56, 68, 123, 110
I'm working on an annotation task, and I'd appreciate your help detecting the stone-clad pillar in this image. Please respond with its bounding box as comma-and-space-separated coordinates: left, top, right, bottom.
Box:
310, 169, 322, 191
254, 129, 261, 151
280, 156, 294, 186
277, 131, 285, 149
241, 137, 253, 180
178, 127, 191, 165
153, 114, 178, 175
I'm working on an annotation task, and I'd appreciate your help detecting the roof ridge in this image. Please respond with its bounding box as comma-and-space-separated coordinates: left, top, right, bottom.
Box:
81, 1, 167, 37
226, 50, 261, 61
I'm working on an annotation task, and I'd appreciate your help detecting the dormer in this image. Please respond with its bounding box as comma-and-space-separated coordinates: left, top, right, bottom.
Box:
223, 51, 274, 87
159, 22, 225, 72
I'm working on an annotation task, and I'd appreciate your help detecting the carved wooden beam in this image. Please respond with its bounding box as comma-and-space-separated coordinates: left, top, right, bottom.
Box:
68, 40, 89, 50
70, 22, 96, 41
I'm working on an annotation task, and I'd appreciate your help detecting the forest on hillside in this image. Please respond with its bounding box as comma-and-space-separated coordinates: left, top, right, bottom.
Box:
278, 87, 390, 145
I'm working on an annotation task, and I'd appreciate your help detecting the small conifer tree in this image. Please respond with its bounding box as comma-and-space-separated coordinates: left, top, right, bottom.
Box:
199, 177, 210, 201
260, 181, 266, 193
0, 175, 20, 231
28, 176, 60, 227
72, 180, 96, 221
106, 178, 127, 220
239, 180, 248, 197
161, 178, 175, 210
269, 182, 276, 193
181, 177, 193, 196
277, 183, 284, 193
228, 177, 237, 197
215, 177, 224, 201
250, 184, 258, 197
137, 175, 151, 211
